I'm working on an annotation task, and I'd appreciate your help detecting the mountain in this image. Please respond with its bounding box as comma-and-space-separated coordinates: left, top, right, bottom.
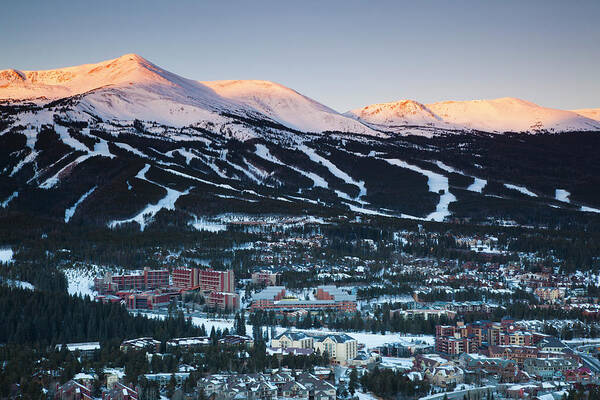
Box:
0, 54, 377, 135
202, 80, 377, 135
345, 100, 456, 134
347, 97, 600, 134
0, 54, 599, 232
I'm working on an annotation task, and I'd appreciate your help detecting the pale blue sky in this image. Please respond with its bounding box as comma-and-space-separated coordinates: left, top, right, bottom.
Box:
2, 0, 598, 112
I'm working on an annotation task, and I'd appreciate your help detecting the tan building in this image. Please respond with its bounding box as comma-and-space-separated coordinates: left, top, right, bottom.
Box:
313, 333, 358, 365
271, 331, 314, 349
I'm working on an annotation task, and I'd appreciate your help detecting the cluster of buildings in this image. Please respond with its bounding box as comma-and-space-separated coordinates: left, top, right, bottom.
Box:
94, 267, 239, 311
196, 371, 336, 400
250, 286, 357, 314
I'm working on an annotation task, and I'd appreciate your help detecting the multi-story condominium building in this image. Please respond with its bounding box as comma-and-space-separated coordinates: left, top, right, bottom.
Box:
271, 330, 357, 365
95, 268, 169, 292
271, 331, 314, 349
207, 290, 240, 311
172, 268, 235, 293
312, 333, 358, 365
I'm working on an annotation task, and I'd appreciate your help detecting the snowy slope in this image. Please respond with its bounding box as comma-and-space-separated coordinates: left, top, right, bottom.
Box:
427, 97, 600, 133
202, 79, 379, 135
571, 108, 600, 122
347, 97, 600, 133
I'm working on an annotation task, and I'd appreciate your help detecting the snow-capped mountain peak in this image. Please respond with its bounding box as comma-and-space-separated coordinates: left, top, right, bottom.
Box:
346, 99, 442, 126
348, 96, 600, 134
202, 79, 379, 135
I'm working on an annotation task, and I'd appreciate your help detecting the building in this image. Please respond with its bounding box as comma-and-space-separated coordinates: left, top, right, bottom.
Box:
312, 333, 358, 365
125, 290, 174, 310
166, 337, 211, 351
488, 345, 539, 367
218, 335, 254, 347
271, 331, 314, 349
196, 372, 335, 400
252, 270, 281, 286
426, 365, 465, 388
172, 268, 235, 293
120, 337, 161, 353
207, 291, 240, 311
390, 308, 456, 320
56, 342, 100, 359
523, 357, 578, 379
95, 268, 169, 293
102, 382, 138, 400
250, 286, 356, 313
54, 380, 92, 400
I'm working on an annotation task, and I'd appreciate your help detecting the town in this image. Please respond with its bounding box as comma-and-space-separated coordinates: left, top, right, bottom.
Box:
34, 235, 600, 400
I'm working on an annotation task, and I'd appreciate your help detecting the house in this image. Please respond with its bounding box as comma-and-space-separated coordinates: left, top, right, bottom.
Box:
102, 382, 138, 400
54, 380, 93, 400
281, 381, 309, 399
425, 365, 465, 388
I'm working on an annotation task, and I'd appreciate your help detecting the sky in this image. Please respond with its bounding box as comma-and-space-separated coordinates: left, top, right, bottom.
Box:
1, 0, 599, 112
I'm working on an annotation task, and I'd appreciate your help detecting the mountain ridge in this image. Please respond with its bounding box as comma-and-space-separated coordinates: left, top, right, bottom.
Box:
2, 53, 598, 135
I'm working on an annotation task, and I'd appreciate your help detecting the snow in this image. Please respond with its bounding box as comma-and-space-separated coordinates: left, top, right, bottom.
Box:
467, 177, 487, 193
0, 53, 384, 136
65, 186, 96, 223
434, 161, 487, 193
355, 392, 379, 400
384, 159, 455, 221
299, 144, 366, 200
188, 216, 227, 232
114, 142, 148, 158
504, 183, 537, 197
581, 206, 600, 214
1, 278, 34, 290
571, 108, 600, 122
1, 191, 18, 208
203, 79, 380, 135
380, 357, 414, 370
555, 189, 570, 203
63, 267, 98, 297
109, 164, 191, 231
254, 144, 328, 189
0, 248, 14, 263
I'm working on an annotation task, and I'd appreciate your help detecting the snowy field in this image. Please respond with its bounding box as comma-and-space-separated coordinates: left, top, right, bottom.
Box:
63, 266, 105, 297
1, 278, 34, 290
0, 248, 14, 263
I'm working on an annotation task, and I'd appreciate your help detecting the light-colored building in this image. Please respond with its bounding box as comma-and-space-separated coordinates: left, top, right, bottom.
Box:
312, 333, 357, 365
271, 331, 314, 349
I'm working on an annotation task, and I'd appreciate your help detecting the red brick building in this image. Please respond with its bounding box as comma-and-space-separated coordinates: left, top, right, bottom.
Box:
207, 291, 240, 311
172, 268, 234, 293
